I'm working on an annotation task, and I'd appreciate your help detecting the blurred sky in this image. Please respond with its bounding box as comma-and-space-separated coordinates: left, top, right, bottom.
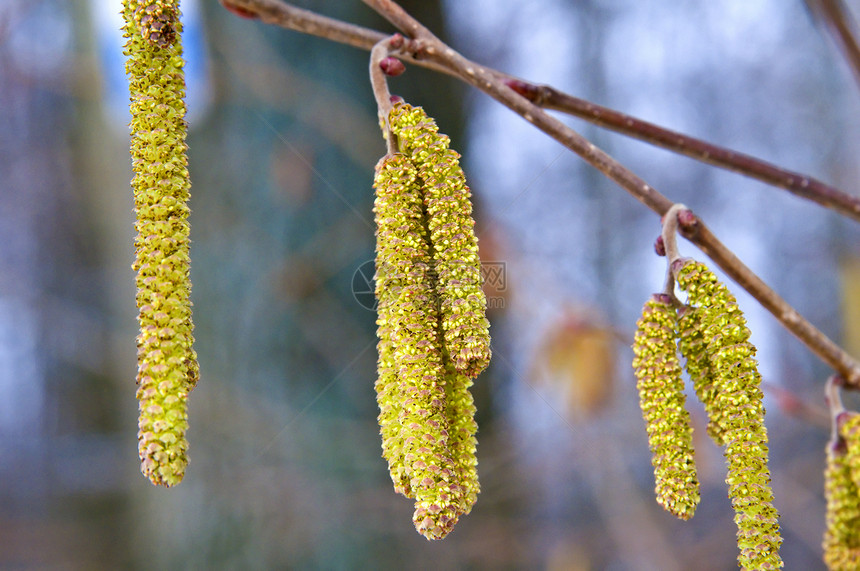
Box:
1, 0, 860, 569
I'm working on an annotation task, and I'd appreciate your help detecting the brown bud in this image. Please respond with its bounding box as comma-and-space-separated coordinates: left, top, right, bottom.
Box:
504, 79, 540, 102
654, 235, 666, 257
380, 57, 406, 77
677, 208, 698, 230
222, 2, 259, 19
388, 33, 406, 49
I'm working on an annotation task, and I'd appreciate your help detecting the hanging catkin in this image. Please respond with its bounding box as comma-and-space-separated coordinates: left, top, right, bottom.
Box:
388, 103, 491, 379
123, 0, 198, 487
674, 259, 782, 569
373, 154, 464, 539
676, 305, 725, 446
372, 101, 489, 539
823, 414, 860, 570
632, 293, 700, 520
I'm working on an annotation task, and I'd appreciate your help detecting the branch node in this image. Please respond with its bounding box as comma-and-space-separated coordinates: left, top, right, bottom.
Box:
677, 208, 698, 231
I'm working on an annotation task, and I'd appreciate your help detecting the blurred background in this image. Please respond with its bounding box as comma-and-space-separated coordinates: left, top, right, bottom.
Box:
2, 0, 860, 568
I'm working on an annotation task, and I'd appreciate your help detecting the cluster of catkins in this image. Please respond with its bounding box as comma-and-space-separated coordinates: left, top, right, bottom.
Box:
824, 407, 860, 569
123, 0, 198, 487
373, 102, 491, 539
632, 258, 782, 569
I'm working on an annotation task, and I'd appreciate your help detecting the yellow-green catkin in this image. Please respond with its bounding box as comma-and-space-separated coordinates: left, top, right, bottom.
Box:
823, 415, 860, 570
373, 153, 435, 498
373, 154, 464, 539
388, 103, 491, 379
843, 413, 860, 492
441, 351, 480, 514
632, 293, 700, 520
675, 259, 783, 569
677, 305, 725, 446
123, 0, 197, 487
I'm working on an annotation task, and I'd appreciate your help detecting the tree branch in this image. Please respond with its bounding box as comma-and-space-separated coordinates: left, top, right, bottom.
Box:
405, 30, 860, 385
808, 0, 860, 91
221, 0, 860, 222
221, 0, 381, 51
221, 0, 860, 386
506, 79, 860, 222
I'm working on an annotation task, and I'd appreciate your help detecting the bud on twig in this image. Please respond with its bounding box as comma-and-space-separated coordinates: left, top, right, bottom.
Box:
654, 235, 666, 257
221, 1, 259, 20
380, 56, 406, 76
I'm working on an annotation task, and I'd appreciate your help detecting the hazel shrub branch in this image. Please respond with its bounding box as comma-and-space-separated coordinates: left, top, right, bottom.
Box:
221, 0, 860, 388
221, 0, 860, 222
214, 1, 860, 563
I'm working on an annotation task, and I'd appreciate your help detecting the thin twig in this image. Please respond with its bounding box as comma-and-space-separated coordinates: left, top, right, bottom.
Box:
507, 79, 860, 223
221, 0, 380, 51
687, 217, 860, 387
361, 0, 435, 41
219, 0, 451, 75
660, 203, 688, 297
370, 41, 393, 138
825, 375, 847, 443
221, 0, 860, 222
808, 0, 860, 90
222, 0, 860, 386
660, 204, 687, 266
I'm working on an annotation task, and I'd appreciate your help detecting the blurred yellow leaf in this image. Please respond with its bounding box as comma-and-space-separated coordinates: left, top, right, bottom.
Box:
531, 308, 616, 421
547, 540, 591, 571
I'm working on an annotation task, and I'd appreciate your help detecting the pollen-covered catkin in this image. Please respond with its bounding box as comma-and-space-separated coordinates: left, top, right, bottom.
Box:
373, 154, 425, 498
441, 352, 480, 514
674, 259, 782, 570
677, 305, 724, 446
842, 413, 860, 493
373, 154, 464, 539
123, 0, 197, 487
632, 293, 700, 520
132, 0, 178, 48
823, 416, 860, 570
388, 103, 491, 378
